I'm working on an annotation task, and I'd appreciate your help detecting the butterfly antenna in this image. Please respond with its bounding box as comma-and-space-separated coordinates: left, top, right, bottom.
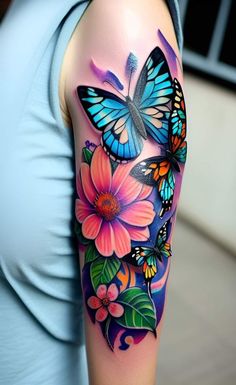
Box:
103, 80, 126, 99
127, 71, 132, 97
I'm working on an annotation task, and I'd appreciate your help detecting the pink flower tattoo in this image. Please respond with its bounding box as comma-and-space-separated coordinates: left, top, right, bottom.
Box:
75, 146, 155, 258
87, 283, 124, 322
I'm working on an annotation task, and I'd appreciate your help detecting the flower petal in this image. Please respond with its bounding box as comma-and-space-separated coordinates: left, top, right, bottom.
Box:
87, 296, 102, 309
111, 162, 135, 195
119, 201, 155, 226
115, 175, 142, 205
75, 199, 94, 222
108, 302, 124, 318
95, 307, 108, 322
107, 283, 119, 301
112, 219, 131, 258
81, 163, 97, 204
137, 185, 153, 200
82, 214, 103, 239
96, 284, 107, 299
95, 221, 114, 256
125, 224, 150, 242
91, 146, 112, 193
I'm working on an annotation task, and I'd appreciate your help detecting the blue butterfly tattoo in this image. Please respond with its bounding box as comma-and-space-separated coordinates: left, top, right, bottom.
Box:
77, 47, 173, 162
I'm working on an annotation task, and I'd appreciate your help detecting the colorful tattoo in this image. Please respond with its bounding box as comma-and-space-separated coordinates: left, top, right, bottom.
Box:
77, 47, 173, 162
157, 29, 182, 77
130, 78, 187, 217
75, 38, 187, 351
90, 59, 124, 91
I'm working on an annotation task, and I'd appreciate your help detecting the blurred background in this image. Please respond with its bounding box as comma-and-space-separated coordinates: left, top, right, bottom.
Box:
159, 1, 236, 384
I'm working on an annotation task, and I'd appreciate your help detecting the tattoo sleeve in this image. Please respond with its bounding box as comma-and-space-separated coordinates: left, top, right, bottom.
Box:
70, 4, 186, 372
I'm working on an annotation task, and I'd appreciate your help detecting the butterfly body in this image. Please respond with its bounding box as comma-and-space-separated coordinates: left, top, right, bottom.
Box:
77, 47, 173, 162
152, 246, 163, 262
125, 96, 147, 139
132, 245, 162, 269
165, 149, 180, 172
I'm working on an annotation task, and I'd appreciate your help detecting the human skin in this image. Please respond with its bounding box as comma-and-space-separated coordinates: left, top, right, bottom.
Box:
60, 1, 186, 384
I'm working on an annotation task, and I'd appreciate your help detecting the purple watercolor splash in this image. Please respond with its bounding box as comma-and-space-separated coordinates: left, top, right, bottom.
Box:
90, 59, 124, 91
157, 29, 182, 77
85, 140, 97, 150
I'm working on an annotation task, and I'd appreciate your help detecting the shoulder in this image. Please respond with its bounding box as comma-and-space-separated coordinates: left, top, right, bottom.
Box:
59, 0, 180, 128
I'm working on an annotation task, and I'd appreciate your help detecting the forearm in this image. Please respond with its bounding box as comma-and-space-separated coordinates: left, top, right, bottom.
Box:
62, 1, 186, 384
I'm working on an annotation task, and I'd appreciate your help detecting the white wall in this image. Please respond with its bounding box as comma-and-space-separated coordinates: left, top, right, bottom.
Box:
178, 74, 236, 253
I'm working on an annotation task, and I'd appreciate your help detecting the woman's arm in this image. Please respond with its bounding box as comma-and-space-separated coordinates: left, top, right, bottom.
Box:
61, 1, 186, 384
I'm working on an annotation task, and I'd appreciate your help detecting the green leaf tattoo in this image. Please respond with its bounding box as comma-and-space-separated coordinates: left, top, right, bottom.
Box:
82, 147, 93, 164
116, 287, 157, 332
85, 243, 100, 263
90, 256, 121, 291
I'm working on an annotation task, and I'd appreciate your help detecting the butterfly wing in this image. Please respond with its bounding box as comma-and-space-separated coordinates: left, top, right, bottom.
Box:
130, 156, 170, 186
161, 242, 172, 259
156, 219, 172, 259
122, 246, 150, 267
102, 114, 143, 162
158, 168, 175, 218
143, 256, 158, 281
174, 141, 187, 163
77, 86, 143, 161
129, 156, 175, 217
129, 156, 174, 217
169, 79, 187, 164
122, 246, 158, 283
171, 79, 186, 139
133, 47, 173, 145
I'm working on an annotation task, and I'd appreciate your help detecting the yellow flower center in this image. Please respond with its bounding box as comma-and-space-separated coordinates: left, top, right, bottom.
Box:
95, 192, 120, 221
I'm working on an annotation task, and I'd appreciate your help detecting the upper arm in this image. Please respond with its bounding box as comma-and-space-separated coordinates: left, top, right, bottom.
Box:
60, 1, 186, 384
